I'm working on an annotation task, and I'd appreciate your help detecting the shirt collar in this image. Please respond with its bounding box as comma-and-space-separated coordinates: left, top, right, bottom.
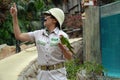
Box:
43, 27, 60, 36
53, 27, 59, 35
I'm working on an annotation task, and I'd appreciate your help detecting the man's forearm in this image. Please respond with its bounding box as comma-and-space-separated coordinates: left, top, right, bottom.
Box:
58, 43, 73, 60
12, 16, 21, 40
62, 49, 73, 60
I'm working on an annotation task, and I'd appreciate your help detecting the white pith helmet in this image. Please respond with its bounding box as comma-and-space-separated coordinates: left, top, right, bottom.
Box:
43, 8, 65, 29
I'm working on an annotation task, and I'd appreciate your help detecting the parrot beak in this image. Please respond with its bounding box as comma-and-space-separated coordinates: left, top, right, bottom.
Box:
59, 35, 63, 38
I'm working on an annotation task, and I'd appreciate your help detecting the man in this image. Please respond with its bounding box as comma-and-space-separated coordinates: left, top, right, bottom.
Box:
10, 3, 73, 80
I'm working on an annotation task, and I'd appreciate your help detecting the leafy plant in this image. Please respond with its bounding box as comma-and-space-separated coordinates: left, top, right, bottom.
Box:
65, 60, 106, 80
79, 61, 105, 76
63, 13, 82, 29
0, 0, 54, 45
65, 59, 81, 80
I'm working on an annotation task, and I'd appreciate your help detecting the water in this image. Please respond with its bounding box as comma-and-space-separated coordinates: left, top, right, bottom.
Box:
100, 14, 120, 78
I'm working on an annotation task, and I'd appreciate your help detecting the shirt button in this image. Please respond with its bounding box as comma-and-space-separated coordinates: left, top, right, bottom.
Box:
46, 55, 49, 58
47, 62, 49, 64
46, 48, 48, 50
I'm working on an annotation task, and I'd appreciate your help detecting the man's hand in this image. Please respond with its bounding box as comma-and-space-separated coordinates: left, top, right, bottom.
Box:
10, 3, 17, 17
58, 43, 73, 60
58, 43, 67, 51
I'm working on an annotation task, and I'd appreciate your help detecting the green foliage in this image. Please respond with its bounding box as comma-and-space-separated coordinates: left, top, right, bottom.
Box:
0, 13, 15, 45
65, 59, 81, 80
0, 0, 54, 45
35, 0, 46, 11
65, 60, 105, 80
79, 61, 105, 76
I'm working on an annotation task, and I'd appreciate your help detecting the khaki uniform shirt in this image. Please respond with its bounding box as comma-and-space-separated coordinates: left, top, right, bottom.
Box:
28, 27, 68, 80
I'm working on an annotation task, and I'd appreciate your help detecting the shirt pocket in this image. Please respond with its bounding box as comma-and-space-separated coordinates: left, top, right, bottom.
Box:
36, 40, 46, 46
50, 37, 60, 46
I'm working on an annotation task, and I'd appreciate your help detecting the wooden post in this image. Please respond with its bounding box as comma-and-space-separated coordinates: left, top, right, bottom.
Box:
83, 6, 101, 63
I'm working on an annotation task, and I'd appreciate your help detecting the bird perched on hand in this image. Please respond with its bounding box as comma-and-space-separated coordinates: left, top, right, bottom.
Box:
59, 35, 75, 54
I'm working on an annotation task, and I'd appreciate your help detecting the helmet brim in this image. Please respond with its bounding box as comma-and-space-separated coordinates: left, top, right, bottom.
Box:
43, 11, 51, 15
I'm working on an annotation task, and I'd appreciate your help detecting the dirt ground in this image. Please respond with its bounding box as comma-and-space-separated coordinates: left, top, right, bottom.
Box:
0, 44, 35, 60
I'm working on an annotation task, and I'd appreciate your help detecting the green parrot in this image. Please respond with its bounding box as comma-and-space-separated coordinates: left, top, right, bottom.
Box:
60, 35, 75, 54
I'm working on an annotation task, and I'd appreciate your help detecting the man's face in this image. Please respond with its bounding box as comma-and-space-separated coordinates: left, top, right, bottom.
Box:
44, 14, 57, 28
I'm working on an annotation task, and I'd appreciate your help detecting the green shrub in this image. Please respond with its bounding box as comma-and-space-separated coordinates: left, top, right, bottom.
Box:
65, 60, 105, 80
65, 59, 81, 80
79, 61, 105, 76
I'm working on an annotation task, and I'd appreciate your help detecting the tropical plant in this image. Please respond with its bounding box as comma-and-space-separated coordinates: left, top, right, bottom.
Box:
63, 13, 82, 29
79, 61, 104, 75
65, 59, 81, 80
77, 61, 106, 79
0, 0, 14, 45
0, 0, 53, 45
62, 13, 83, 38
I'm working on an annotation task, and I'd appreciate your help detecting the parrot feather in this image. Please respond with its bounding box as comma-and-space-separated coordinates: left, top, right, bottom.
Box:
60, 35, 75, 54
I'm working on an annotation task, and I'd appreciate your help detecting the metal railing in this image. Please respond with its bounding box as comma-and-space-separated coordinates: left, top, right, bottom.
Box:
63, 28, 82, 38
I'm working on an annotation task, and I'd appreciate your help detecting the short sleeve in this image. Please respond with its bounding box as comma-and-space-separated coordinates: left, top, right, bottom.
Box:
27, 32, 35, 42
27, 30, 44, 42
